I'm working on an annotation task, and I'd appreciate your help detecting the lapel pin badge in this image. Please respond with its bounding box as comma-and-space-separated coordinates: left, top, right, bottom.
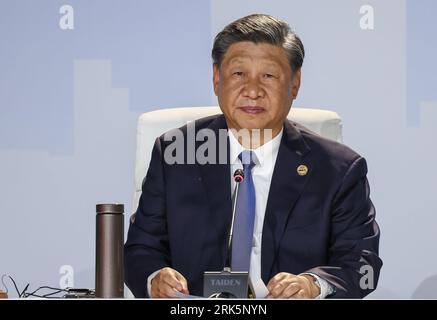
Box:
297, 164, 308, 176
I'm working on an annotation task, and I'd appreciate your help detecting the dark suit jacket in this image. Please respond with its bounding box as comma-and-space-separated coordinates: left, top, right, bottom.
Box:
124, 114, 382, 298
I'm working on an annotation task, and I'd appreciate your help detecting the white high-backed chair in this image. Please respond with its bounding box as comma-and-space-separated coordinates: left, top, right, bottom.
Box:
132, 106, 342, 215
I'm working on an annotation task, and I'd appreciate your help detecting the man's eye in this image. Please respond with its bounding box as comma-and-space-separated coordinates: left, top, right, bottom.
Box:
264, 73, 275, 79
233, 71, 243, 76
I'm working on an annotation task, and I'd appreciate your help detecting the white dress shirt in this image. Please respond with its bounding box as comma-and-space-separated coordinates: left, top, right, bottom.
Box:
147, 128, 333, 298
228, 128, 282, 296
228, 128, 333, 299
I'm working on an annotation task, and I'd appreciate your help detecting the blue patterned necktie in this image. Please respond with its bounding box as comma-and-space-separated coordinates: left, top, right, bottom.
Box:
231, 150, 257, 272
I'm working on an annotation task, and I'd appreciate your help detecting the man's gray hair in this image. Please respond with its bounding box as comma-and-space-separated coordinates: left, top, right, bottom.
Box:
212, 14, 305, 72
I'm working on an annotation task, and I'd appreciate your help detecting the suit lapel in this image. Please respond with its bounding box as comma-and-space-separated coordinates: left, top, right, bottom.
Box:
261, 120, 313, 283
197, 115, 232, 267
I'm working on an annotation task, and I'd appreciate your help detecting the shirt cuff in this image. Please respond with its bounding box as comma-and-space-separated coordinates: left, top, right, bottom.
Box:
300, 273, 335, 299
147, 269, 162, 298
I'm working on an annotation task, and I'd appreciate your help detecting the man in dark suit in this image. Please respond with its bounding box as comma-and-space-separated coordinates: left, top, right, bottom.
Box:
124, 14, 382, 299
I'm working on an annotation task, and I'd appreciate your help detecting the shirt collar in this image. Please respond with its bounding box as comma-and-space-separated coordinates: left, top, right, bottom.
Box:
228, 128, 283, 166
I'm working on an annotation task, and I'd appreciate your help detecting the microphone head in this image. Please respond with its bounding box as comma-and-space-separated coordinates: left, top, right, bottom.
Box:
233, 169, 244, 183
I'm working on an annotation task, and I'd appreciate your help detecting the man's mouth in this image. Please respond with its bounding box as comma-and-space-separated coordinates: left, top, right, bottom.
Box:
238, 106, 265, 114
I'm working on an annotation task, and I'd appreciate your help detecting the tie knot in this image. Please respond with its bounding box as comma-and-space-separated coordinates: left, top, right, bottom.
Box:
238, 150, 257, 170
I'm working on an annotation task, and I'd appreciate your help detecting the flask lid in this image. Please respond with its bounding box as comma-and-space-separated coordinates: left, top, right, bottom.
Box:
96, 203, 124, 214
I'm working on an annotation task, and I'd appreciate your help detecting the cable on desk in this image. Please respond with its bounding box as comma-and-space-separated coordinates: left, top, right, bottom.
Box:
1, 274, 68, 298
23, 286, 68, 298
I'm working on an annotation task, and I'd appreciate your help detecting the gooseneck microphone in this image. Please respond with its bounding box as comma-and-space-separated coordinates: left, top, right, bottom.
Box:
203, 169, 250, 298
224, 169, 245, 270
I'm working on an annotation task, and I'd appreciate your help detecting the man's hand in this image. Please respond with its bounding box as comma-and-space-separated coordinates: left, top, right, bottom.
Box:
151, 267, 189, 298
267, 273, 320, 299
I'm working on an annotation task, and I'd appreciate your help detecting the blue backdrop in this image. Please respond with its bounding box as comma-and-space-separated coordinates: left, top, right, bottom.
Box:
1, 0, 436, 298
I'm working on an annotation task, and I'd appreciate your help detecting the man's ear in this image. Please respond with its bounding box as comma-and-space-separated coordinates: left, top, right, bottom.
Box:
291, 69, 301, 99
213, 64, 220, 96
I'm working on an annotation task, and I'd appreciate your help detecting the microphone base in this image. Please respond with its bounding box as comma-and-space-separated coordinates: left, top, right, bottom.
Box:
203, 269, 249, 298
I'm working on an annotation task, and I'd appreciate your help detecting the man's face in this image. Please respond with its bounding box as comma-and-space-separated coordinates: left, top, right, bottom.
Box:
213, 41, 301, 136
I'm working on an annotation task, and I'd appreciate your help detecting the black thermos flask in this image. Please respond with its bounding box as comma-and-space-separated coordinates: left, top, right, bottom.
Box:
95, 203, 124, 298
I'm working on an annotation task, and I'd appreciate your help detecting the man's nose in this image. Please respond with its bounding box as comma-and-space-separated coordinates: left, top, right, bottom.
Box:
242, 78, 265, 99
